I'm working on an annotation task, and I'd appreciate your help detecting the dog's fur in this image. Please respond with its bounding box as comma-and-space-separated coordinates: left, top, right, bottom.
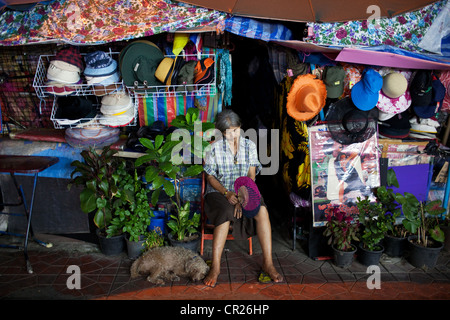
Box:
130, 246, 209, 285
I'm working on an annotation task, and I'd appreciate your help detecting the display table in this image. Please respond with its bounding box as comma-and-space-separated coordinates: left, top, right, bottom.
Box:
0, 155, 59, 273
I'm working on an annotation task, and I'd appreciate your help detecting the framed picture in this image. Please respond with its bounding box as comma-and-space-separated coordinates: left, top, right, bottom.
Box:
309, 124, 380, 227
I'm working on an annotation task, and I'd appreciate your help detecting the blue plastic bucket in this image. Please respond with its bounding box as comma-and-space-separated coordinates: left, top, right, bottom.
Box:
148, 210, 165, 234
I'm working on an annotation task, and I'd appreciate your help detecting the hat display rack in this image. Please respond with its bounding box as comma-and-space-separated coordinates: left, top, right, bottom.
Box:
127, 51, 217, 99
33, 49, 137, 129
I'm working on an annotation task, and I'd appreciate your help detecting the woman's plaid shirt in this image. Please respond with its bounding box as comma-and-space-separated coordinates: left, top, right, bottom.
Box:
203, 137, 262, 195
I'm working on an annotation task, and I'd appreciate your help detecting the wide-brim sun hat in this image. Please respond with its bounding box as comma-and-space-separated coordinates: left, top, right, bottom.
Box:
234, 176, 261, 219
351, 68, 383, 111
376, 89, 412, 115
286, 74, 327, 122
119, 40, 164, 87
326, 96, 378, 145
381, 72, 408, 99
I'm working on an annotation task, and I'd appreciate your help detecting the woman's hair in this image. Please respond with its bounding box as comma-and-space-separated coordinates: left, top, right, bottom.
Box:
215, 109, 242, 133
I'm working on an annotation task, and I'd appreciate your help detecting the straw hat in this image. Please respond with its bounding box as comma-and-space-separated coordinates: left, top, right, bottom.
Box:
286, 74, 327, 122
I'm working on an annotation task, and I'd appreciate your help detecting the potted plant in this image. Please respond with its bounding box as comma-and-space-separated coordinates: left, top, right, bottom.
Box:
136, 112, 214, 250
108, 169, 152, 259
395, 191, 446, 269
143, 227, 165, 251
373, 169, 409, 257
323, 208, 360, 268
440, 214, 450, 252
167, 201, 201, 251
68, 146, 126, 256
356, 196, 388, 266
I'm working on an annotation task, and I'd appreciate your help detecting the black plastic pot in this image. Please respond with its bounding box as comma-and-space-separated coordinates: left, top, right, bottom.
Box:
441, 225, 450, 253
168, 232, 200, 253
357, 242, 384, 266
407, 235, 443, 269
332, 244, 356, 268
125, 234, 146, 260
384, 234, 408, 257
96, 229, 125, 256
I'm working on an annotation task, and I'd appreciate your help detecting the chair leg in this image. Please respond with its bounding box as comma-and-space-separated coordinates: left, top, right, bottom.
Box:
200, 233, 204, 256
248, 237, 253, 256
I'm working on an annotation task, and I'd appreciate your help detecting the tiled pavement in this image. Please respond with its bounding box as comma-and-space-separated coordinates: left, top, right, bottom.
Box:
1, 232, 450, 301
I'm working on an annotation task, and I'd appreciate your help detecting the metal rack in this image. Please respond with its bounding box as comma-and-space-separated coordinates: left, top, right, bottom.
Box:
127, 51, 217, 98
32, 51, 217, 129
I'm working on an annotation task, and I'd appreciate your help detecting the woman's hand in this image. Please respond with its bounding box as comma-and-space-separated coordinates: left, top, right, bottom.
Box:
234, 203, 243, 219
225, 191, 239, 205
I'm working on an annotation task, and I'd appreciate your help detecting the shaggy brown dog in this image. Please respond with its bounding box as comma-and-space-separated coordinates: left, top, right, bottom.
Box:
130, 246, 209, 285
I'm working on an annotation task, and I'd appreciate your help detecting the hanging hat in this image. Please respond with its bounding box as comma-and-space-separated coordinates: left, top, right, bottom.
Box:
119, 40, 164, 87
234, 176, 261, 219
84, 51, 119, 77
323, 65, 345, 99
326, 97, 378, 145
413, 74, 446, 119
52, 46, 84, 72
351, 68, 383, 111
439, 71, 450, 112
381, 72, 408, 99
194, 58, 215, 84
286, 74, 327, 122
410, 70, 433, 107
376, 89, 412, 116
378, 110, 411, 139
176, 60, 196, 92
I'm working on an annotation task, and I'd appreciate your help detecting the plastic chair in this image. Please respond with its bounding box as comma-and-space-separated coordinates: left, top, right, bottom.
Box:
199, 172, 252, 255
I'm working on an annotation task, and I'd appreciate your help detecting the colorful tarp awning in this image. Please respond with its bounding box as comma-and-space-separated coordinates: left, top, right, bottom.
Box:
0, 0, 228, 45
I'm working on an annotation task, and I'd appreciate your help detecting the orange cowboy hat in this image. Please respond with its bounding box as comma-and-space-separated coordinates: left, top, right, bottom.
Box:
286, 74, 327, 122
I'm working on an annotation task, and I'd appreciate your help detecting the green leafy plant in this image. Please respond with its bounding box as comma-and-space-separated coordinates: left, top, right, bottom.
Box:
68, 146, 125, 235
143, 227, 165, 250
356, 197, 389, 251
373, 168, 408, 238
323, 208, 360, 252
167, 201, 200, 242
170, 108, 215, 162
135, 134, 204, 207
397, 194, 446, 247
108, 169, 151, 242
